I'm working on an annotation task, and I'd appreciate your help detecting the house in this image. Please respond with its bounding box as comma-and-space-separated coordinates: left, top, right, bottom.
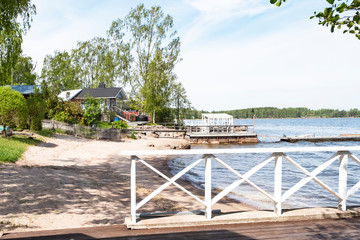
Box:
57, 84, 140, 121
75, 86, 129, 111
7, 85, 41, 98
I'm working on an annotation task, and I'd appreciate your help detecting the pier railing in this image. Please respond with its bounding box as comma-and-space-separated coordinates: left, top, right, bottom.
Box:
186, 124, 254, 134
120, 146, 360, 224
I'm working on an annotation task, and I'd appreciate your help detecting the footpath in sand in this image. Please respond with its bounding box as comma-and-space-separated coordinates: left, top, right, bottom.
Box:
0, 134, 253, 233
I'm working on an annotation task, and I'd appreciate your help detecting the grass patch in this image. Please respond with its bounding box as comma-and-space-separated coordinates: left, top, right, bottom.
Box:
0, 135, 41, 163
34, 129, 54, 138
96, 121, 112, 129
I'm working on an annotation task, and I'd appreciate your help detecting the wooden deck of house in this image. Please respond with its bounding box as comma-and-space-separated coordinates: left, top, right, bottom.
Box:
3, 217, 360, 239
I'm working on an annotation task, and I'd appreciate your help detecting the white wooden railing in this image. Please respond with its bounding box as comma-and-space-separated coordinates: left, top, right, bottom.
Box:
120, 146, 360, 224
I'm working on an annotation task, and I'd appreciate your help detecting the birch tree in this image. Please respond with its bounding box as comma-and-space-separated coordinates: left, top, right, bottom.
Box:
108, 4, 181, 113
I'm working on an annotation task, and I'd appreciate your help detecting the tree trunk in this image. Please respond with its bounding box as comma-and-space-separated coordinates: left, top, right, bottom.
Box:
152, 110, 156, 124
2, 124, 7, 137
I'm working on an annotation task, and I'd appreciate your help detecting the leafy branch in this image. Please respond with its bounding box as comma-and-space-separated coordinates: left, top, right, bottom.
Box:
270, 0, 360, 39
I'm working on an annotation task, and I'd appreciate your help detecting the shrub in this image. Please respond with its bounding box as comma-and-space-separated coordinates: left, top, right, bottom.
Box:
53, 101, 82, 124
83, 96, 102, 126
27, 97, 46, 131
0, 86, 28, 136
112, 120, 128, 129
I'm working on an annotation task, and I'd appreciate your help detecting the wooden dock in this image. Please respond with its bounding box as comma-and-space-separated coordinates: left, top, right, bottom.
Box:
281, 134, 360, 143
188, 132, 259, 144
4, 217, 360, 239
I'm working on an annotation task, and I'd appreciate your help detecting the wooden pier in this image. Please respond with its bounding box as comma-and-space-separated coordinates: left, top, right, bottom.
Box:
281, 134, 360, 143
188, 132, 258, 144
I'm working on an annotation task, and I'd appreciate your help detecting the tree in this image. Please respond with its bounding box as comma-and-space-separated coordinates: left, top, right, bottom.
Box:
72, 36, 130, 88
0, 0, 36, 84
41, 51, 80, 92
270, 0, 360, 39
12, 54, 37, 85
172, 82, 191, 123
141, 50, 175, 123
108, 4, 181, 112
40, 79, 60, 119
0, 86, 28, 136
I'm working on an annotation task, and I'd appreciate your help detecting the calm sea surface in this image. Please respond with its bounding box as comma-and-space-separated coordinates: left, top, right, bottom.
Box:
169, 118, 360, 210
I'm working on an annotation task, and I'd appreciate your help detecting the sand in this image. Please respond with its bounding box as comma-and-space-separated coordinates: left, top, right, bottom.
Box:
0, 133, 253, 233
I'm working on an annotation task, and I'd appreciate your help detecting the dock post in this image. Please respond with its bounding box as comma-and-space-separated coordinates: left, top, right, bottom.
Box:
274, 153, 282, 215
131, 155, 137, 224
205, 155, 212, 220
338, 152, 348, 211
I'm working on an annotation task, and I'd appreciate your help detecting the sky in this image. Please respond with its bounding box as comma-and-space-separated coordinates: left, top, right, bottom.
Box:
22, 0, 360, 111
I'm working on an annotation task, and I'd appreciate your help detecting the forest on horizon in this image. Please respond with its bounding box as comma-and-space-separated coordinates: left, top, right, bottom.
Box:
184, 107, 360, 119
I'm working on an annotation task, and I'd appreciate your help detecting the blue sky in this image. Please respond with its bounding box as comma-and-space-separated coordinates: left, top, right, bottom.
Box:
22, 0, 360, 111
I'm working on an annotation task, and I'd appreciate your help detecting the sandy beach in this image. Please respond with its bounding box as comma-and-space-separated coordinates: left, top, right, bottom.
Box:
0, 133, 253, 233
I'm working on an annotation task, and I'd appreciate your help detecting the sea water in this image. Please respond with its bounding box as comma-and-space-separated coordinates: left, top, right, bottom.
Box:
169, 118, 360, 210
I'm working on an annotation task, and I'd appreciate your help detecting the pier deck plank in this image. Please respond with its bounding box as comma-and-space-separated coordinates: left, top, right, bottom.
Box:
3, 218, 360, 239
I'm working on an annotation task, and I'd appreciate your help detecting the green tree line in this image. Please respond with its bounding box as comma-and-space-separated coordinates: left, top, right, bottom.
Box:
211, 107, 360, 119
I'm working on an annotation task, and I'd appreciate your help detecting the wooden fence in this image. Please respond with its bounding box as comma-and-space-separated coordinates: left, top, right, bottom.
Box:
42, 120, 127, 141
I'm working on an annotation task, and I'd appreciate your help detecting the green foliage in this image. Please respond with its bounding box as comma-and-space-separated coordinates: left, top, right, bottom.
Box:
41, 51, 80, 91
53, 101, 83, 124
130, 131, 137, 140
0, 135, 40, 163
72, 36, 128, 88
96, 121, 112, 129
271, 0, 360, 39
0, 0, 36, 85
112, 120, 128, 129
27, 97, 46, 131
155, 107, 173, 123
0, 86, 28, 135
12, 54, 37, 85
141, 50, 175, 123
108, 4, 182, 116
41, 79, 60, 119
172, 82, 191, 123
209, 107, 360, 119
83, 96, 102, 126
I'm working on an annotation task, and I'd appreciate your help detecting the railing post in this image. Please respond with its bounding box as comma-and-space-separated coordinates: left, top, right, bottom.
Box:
205, 155, 212, 219
274, 153, 283, 215
131, 155, 137, 224
338, 152, 348, 211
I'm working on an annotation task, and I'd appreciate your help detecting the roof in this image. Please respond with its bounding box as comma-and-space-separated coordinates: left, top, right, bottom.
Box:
76, 87, 127, 100
58, 89, 82, 101
7, 85, 41, 95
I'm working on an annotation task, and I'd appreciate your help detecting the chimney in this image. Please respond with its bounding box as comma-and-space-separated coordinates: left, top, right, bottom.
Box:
98, 82, 106, 88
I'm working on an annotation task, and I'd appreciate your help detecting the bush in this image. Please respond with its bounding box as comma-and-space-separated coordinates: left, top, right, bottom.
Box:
53, 101, 82, 124
83, 96, 102, 126
27, 97, 46, 131
0, 86, 28, 135
112, 120, 128, 129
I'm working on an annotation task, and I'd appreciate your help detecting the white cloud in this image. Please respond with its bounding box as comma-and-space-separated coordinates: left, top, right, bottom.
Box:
182, 0, 270, 45
176, 23, 360, 111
